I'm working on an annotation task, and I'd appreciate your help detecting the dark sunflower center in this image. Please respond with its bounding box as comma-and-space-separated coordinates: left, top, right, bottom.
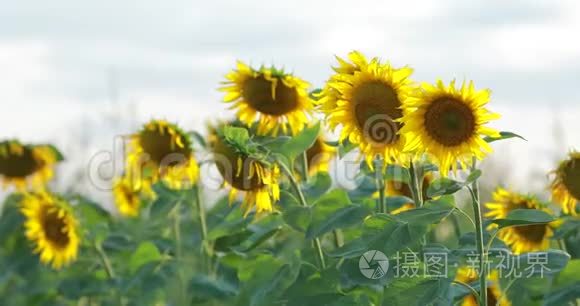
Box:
513, 224, 547, 243
213, 139, 265, 191
306, 138, 325, 169
42, 207, 70, 248
424, 98, 476, 146
486, 288, 498, 306
0, 147, 42, 178
390, 177, 431, 203
352, 81, 402, 146
562, 158, 580, 200
139, 129, 191, 165
242, 76, 299, 116
120, 187, 138, 207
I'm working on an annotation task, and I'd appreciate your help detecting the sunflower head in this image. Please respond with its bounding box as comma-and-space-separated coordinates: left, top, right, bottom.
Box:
113, 176, 154, 218
220, 61, 313, 136
305, 135, 336, 175
20, 191, 79, 269
550, 151, 580, 215
209, 124, 280, 216
455, 268, 511, 306
127, 120, 199, 190
485, 187, 554, 254
319, 51, 415, 167
401, 80, 500, 175
0, 140, 62, 191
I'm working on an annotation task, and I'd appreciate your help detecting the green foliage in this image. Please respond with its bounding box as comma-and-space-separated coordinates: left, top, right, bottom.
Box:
484, 131, 527, 143
0, 127, 576, 306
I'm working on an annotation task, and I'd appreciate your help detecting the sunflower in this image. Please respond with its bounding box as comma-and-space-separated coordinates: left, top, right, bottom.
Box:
0, 140, 62, 191
401, 80, 500, 175
20, 191, 80, 269
220, 61, 313, 136
126, 120, 199, 190
318, 51, 415, 167
485, 188, 554, 254
208, 124, 280, 216
550, 151, 580, 215
455, 267, 511, 306
382, 173, 434, 214
317, 50, 374, 110
305, 135, 336, 175
112, 177, 154, 217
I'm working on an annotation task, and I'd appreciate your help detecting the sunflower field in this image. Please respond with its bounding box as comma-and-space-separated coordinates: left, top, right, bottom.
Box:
1, 51, 580, 306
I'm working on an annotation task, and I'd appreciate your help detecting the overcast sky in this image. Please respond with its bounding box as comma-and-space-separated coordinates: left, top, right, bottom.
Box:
1, 0, 579, 199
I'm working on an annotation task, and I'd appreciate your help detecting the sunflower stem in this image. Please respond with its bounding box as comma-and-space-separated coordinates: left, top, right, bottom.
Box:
173, 200, 186, 305
409, 161, 425, 245
94, 242, 115, 279
280, 162, 326, 270
332, 229, 344, 248
469, 159, 488, 306
408, 161, 424, 208
374, 158, 387, 214
95, 242, 122, 305
301, 152, 310, 183
193, 185, 213, 275
194, 186, 210, 254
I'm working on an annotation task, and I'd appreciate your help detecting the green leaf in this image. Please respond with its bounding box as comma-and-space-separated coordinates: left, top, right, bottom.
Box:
484, 131, 526, 143
395, 197, 455, 225
329, 199, 454, 259
513, 249, 570, 277
465, 169, 482, 183
188, 130, 207, 148
426, 178, 464, 198
382, 277, 452, 306
385, 196, 414, 212
306, 189, 368, 238
271, 123, 320, 168
207, 203, 252, 240
230, 215, 284, 252
283, 206, 312, 232
235, 253, 301, 306
491, 209, 555, 228
129, 242, 162, 273
306, 205, 370, 239
303, 172, 332, 200
338, 139, 357, 159
426, 171, 480, 198
189, 275, 238, 301
247, 254, 301, 306
223, 125, 250, 144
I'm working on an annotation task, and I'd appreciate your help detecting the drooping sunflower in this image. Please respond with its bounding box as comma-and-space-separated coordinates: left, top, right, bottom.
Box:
220, 61, 313, 136
126, 120, 199, 190
401, 80, 500, 175
382, 173, 434, 214
318, 51, 415, 166
550, 151, 580, 215
485, 187, 555, 254
208, 124, 280, 216
20, 191, 80, 269
0, 140, 62, 190
305, 135, 336, 175
455, 267, 511, 306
